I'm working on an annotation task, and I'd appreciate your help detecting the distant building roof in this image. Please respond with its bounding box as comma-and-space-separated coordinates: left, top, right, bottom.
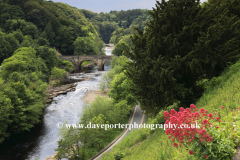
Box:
54, 47, 62, 56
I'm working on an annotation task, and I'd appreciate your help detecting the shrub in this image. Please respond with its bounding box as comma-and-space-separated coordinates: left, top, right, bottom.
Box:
163, 104, 240, 160
50, 67, 66, 80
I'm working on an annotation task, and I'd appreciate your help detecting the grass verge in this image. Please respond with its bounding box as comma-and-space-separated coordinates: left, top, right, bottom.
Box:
81, 61, 93, 66
0, 77, 4, 84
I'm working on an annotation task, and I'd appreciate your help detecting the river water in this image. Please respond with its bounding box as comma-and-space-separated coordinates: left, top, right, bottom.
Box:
0, 46, 113, 160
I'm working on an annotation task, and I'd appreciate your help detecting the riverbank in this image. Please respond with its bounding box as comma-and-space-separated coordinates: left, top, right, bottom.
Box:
82, 89, 110, 104
45, 83, 77, 103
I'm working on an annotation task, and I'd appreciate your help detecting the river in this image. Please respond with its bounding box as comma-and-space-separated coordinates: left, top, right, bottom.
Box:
0, 46, 113, 160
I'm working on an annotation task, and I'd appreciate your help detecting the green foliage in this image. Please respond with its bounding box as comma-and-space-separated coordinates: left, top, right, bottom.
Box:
50, 67, 67, 80
188, 107, 238, 159
73, 36, 98, 55
103, 53, 240, 160
11, 29, 24, 43
35, 46, 59, 72
21, 35, 35, 47
111, 55, 129, 69
55, 124, 82, 159
0, 77, 4, 84
125, 0, 240, 116
0, 71, 47, 143
99, 65, 123, 91
35, 57, 49, 82
112, 41, 130, 56
5, 34, 20, 53
60, 60, 74, 72
0, 0, 103, 56
1, 47, 36, 80
56, 96, 129, 159
22, 22, 38, 39
109, 28, 125, 44
101, 119, 191, 160
108, 72, 137, 107
152, 103, 179, 125
93, 21, 117, 43
37, 37, 49, 46
114, 152, 125, 160
99, 56, 129, 91
0, 91, 13, 143
81, 61, 93, 66
0, 32, 12, 63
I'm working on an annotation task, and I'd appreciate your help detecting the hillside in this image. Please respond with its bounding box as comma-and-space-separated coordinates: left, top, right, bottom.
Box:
101, 55, 240, 160
79, 9, 152, 43
0, 0, 105, 64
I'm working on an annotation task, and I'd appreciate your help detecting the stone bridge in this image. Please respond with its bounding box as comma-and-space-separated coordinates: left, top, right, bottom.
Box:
59, 55, 114, 71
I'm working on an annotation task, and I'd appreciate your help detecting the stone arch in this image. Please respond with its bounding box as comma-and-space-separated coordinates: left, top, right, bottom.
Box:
79, 59, 98, 71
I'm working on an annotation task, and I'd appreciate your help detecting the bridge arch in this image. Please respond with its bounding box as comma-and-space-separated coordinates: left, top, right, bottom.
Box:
59, 55, 114, 72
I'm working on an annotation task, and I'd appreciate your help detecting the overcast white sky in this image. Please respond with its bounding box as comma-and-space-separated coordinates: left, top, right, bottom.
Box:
50, 0, 209, 13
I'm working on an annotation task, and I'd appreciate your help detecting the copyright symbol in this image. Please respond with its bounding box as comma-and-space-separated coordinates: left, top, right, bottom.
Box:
56, 122, 63, 128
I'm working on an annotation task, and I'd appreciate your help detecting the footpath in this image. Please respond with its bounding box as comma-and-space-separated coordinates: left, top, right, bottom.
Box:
89, 105, 146, 160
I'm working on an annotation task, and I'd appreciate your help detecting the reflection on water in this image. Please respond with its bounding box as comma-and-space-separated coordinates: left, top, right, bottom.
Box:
0, 46, 112, 160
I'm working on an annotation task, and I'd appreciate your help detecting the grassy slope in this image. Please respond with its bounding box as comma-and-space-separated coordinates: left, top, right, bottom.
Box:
101, 59, 240, 160
81, 61, 93, 66
102, 120, 191, 160
0, 77, 3, 84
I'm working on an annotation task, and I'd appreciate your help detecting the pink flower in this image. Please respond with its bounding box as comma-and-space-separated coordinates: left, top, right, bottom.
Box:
190, 104, 196, 109
221, 106, 224, 109
200, 108, 205, 113
216, 117, 220, 120
173, 143, 178, 148
208, 113, 213, 118
205, 155, 208, 158
202, 119, 209, 125
189, 151, 194, 155
179, 107, 184, 111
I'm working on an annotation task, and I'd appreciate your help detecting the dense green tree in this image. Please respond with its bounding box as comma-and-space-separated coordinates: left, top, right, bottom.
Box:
0, 33, 12, 63
73, 36, 98, 55
35, 57, 49, 82
0, 91, 13, 143
0, 71, 47, 141
109, 28, 125, 44
35, 46, 59, 72
22, 22, 38, 39
108, 72, 137, 107
44, 22, 55, 46
5, 34, 20, 52
0, 2, 24, 26
112, 41, 130, 56
60, 60, 74, 72
1, 47, 36, 80
94, 21, 117, 43
50, 67, 66, 81
11, 29, 24, 43
20, 35, 35, 47
36, 37, 49, 46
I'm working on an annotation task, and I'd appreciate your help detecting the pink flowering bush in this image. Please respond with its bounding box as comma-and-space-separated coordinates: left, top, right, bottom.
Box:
164, 104, 239, 160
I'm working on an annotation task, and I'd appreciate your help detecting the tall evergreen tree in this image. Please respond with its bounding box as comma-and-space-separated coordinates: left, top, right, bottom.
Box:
125, 0, 240, 116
